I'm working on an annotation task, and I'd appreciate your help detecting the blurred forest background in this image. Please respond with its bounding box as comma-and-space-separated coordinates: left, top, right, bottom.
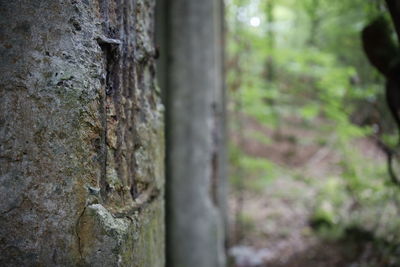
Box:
225, 0, 400, 266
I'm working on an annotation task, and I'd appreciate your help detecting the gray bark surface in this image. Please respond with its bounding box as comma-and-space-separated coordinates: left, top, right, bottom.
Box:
164, 0, 227, 266
0, 0, 164, 266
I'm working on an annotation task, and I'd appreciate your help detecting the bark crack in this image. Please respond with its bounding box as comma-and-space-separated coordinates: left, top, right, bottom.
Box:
75, 206, 87, 259
0, 197, 26, 215
112, 186, 160, 218
96, 36, 122, 202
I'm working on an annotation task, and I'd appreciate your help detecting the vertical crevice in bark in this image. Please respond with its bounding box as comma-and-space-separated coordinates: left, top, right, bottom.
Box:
96, 0, 144, 207
113, 0, 127, 205
75, 206, 87, 260
210, 103, 220, 206
97, 36, 123, 203
99, 42, 109, 202
211, 153, 220, 206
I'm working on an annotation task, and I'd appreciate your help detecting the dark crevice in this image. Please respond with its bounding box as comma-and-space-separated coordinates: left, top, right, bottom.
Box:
75, 206, 87, 259
210, 103, 220, 206
97, 37, 121, 97
97, 38, 110, 202
130, 183, 138, 199
113, 186, 161, 218
211, 153, 219, 206
97, 32, 122, 203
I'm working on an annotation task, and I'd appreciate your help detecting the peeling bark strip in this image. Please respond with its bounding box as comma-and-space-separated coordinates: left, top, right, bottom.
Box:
94, 0, 161, 211
0, 0, 165, 266
96, 1, 136, 207
97, 36, 120, 202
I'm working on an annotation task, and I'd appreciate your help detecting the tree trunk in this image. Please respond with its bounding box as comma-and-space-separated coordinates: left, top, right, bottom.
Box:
162, 0, 227, 266
0, 0, 165, 266
265, 0, 275, 81
305, 0, 321, 46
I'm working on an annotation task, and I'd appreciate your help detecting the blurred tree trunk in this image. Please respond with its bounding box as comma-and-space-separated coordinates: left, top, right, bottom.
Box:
0, 0, 165, 266
303, 0, 321, 46
160, 0, 227, 266
265, 0, 275, 82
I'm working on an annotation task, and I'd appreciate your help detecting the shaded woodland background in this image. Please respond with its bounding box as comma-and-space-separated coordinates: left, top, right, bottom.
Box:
226, 0, 400, 266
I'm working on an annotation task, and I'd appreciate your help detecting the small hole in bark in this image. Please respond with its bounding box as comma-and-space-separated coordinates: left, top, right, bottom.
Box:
130, 184, 138, 199
106, 87, 113, 95
69, 18, 82, 31
106, 183, 111, 192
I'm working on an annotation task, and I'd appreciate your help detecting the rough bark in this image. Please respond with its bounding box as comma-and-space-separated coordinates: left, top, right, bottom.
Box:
0, 0, 164, 266
163, 0, 227, 266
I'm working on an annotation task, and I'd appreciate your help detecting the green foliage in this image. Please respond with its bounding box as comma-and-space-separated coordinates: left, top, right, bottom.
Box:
229, 142, 282, 192
227, 0, 400, 248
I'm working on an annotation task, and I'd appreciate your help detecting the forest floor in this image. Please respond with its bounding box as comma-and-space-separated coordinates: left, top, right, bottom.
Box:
228, 114, 395, 267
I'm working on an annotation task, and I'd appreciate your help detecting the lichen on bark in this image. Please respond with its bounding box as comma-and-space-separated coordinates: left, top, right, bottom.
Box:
0, 0, 164, 266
